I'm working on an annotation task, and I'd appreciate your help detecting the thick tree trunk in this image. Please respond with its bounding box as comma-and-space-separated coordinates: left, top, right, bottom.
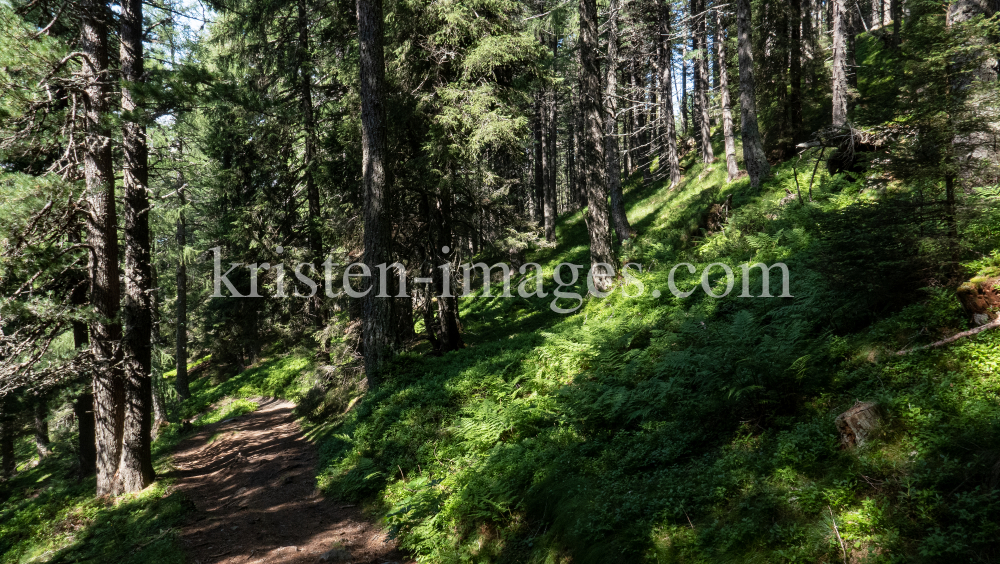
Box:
716, 11, 740, 181
693, 0, 715, 163
579, 0, 615, 280
658, 0, 683, 186
605, 0, 631, 244
737, 0, 771, 188
790, 0, 803, 133
832, 0, 849, 127
120, 0, 155, 492
358, 0, 394, 388
83, 0, 125, 497
34, 401, 50, 459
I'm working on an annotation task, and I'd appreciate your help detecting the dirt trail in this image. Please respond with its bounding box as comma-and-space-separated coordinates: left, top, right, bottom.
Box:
171, 398, 412, 564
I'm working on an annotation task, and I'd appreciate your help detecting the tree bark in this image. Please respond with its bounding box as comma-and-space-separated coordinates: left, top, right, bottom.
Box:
832, 0, 849, 127
298, 0, 323, 326
658, 0, 683, 186
174, 181, 190, 399
0, 408, 13, 478
790, 0, 803, 133
533, 92, 545, 225
546, 32, 558, 239
737, 0, 772, 188
120, 0, 155, 492
890, 0, 900, 47
83, 0, 125, 497
716, 10, 740, 181
693, 0, 716, 163
541, 87, 555, 241
358, 0, 394, 388
605, 0, 631, 244
579, 0, 615, 279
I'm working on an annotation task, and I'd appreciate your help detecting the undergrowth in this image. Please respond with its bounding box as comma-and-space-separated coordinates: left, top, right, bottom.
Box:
308, 142, 1000, 563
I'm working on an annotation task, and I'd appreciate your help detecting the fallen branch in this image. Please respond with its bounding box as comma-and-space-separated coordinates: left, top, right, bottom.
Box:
897, 318, 1000, 355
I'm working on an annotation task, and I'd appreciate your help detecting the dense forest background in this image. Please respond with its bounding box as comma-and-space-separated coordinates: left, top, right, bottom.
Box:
2, 0, 1000, 561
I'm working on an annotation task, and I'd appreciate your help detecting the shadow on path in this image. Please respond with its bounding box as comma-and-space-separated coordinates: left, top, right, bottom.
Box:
171, 398, 412, 564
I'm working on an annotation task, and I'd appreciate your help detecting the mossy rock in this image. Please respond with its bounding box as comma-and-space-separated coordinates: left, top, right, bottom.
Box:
957, 275, 1000, 324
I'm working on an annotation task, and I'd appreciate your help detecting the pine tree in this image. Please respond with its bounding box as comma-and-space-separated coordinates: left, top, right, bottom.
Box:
736, 0, 770, 188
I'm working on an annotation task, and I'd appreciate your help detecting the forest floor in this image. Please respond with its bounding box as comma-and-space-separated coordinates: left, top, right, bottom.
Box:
171, 398, 412, 564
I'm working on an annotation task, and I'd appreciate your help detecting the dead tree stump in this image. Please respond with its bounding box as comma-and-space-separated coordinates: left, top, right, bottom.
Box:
835, 401, 879, 448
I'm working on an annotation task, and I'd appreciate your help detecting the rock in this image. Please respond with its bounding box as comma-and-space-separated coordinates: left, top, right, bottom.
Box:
318, 542, 351, 562
835, 401, 879, 447
957, 275, 1000, 325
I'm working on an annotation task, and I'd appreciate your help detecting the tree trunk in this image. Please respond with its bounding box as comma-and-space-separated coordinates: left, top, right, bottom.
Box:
533, 93, 545, 225
83, 0, 125, 497
120, 0, 155, 492
658, 0, 683, 186
546, 33, 558, 239
1, 408, 13, 478
890, 0, 900, 47
716, 10, 740, 181
681, 44, 689, 136
629, 64, 645, 179
790, 0, 803, 133
579, 0, 615, 280
605, 0, 631, 244
737, 0, 772, 188
541, 87, 555, 241
358, 0, 394, 388
832, 0, 849, 127
298, 0, 323, 326
174, 182, 190, 400
693, 0, 716, 163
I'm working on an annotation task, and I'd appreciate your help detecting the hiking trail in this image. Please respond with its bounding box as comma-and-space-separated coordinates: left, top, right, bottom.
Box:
170, 398, 412, 564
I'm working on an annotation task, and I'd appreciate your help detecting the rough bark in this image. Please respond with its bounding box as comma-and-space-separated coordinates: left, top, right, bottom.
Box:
737, 0, 771, 188
832, 0, 850, 127
693, 0, 716, 163
890, 0, 900, 47
605, 0, 631, 244
0, 411, 13, 478
83, 0, 125, 497
579, 0, 615, 279
716, 10, 740, 181
120, 0, 155, 492
658, 0, 683, 186
629, 64, 646, 178
541, 86, 555, 241
358, 0, 394, 388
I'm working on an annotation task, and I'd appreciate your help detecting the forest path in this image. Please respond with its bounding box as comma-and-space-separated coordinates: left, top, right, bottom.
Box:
171, 398, 412, 564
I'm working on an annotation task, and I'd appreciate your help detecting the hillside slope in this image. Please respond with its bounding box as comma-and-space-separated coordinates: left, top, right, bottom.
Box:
308, 149, 1000, 563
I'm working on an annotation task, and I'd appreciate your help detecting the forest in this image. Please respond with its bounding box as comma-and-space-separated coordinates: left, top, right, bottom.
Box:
1, 0, 1000, 561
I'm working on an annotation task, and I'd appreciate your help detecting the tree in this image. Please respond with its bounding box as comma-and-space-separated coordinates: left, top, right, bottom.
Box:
605, 0, 631, 243
358, 0, 394, 387
119, 0, 155, 492
716, 9, 739, 181
579, 0, 614, 281
736, 0, 770, 188
832, 0, 850, 127
82, 0, 125, 497
692, 0, 715, 163
658, 0, 682, 186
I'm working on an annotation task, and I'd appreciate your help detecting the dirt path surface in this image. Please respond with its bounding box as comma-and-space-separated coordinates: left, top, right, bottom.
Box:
171, 398, 413, 564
